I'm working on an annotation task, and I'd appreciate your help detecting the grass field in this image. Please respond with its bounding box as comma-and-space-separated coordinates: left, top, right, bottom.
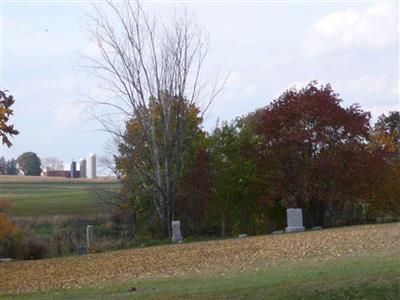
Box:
0, 176, 120, 216
1, 223, 399, 299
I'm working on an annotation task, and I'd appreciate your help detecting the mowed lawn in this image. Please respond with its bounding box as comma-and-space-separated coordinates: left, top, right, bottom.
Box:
1, 223, 399, 299
0, 177, 120, 216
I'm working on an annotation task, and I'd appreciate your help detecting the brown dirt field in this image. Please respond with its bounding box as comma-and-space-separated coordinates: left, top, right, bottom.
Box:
0, 175, 118, 184
0, 223, 399, 294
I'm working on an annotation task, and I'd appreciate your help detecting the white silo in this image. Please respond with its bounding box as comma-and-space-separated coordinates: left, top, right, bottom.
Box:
79, 158, 87, 178
87, 153, 97, 179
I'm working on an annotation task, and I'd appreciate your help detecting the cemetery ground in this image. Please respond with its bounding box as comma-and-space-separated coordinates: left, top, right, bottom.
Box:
1, 223, 399, 299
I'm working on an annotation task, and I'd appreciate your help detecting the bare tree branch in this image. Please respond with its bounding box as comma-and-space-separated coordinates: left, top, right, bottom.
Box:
83, 0, 224, 236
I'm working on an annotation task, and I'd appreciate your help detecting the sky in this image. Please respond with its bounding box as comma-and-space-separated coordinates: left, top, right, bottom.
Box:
1, 0, 399, 169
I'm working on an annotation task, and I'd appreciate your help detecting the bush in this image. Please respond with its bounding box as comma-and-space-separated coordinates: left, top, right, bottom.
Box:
22, 239, 48, 260
0, 232, 22, 258
0, 211, 22, 258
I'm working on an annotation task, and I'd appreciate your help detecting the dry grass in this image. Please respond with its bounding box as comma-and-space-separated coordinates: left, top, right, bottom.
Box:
0, 175, 118, 184
0, 223, 399, 295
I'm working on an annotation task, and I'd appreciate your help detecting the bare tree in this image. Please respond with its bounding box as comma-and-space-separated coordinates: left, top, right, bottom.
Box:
83, 0, 224, 236
42, 157, 64, 171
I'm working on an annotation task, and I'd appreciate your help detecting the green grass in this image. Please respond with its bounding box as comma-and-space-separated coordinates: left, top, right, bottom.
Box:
3, 250, 399, 299
0, 182, 120, 216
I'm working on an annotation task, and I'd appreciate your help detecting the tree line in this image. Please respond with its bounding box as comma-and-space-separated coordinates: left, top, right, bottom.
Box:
82, 1, 398, 239
0, 154, 66, 176
112, 82, 400, 238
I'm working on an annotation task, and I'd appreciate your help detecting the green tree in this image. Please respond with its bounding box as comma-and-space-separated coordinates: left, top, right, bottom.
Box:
208, 118, 264, 236
0, 157, 6, 174
0, 157, 18, 175
17, 152, 42, 176
6, 159, 19, 175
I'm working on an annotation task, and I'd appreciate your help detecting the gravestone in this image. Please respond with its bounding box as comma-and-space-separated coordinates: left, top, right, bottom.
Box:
171, 220, 182, 243
76, 245, 87, 255
272, 230, 284, 235
311, 226, 323, 231
86, 225, 94, 253
285, 208, 305, 233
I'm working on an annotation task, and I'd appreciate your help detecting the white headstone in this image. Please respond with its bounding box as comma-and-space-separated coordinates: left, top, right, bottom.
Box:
285, 208, 305, 233
171, 220, 182, 243
86, 225, 94, 253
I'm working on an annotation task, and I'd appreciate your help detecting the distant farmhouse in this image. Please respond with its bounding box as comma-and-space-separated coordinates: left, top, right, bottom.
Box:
42, 169, 78, 178
42, 153, 96, 179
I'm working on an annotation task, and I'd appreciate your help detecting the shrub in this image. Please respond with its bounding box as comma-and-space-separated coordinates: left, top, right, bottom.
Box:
0, 209, 22, 258
22, 239, 48, 260
0, 231, 22, 258
0, 212, 17, 239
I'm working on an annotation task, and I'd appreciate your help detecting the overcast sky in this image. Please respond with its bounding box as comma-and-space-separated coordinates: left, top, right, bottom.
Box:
1, 0, 399, 166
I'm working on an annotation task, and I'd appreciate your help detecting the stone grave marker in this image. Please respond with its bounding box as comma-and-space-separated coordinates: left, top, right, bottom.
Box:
285, 208, 305, 233
311, 226, 323, 230
272, 230, 284, 235
76, 245, 87, 255
86, 225, 94, 253
171, 220, 182, 243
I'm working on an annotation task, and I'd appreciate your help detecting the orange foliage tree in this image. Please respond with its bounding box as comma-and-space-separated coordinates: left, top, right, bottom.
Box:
0, 90, 19, 147
0, 90, 20, 257
0, 195, 18, 240
367, 112, 400, 217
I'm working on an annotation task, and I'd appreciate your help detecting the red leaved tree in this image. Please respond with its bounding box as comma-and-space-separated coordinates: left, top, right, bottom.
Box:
177, 146, 213, 236
254, 81, 374, 227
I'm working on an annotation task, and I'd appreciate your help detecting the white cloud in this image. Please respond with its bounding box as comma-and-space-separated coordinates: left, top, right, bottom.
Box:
335, 74, 399, 100
51, 102, 87, 130
366, 103, 400, 121
304, 3, 398, 56
266, 76, 399, 120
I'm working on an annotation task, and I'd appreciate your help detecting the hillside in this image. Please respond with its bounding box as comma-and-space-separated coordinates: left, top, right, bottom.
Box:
1, 223, 399, 296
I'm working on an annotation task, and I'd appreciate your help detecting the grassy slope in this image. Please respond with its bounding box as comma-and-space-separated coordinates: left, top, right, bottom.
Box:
1, 223, 399, 299
3, 246, 399, 299
0, 180, 120, 216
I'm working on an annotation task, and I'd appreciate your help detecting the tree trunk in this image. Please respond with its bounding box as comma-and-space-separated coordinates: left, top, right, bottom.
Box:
221, 211, 226, 237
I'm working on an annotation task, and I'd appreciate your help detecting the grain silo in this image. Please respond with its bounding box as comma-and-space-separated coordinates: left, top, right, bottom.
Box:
87, 153, 96, 179
79, 158, 87, 178
70, 160, 77, 178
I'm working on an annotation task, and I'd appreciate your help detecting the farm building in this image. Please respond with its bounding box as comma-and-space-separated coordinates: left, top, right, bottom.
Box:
41, 154, 96, 178
42, 169, 81, 178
